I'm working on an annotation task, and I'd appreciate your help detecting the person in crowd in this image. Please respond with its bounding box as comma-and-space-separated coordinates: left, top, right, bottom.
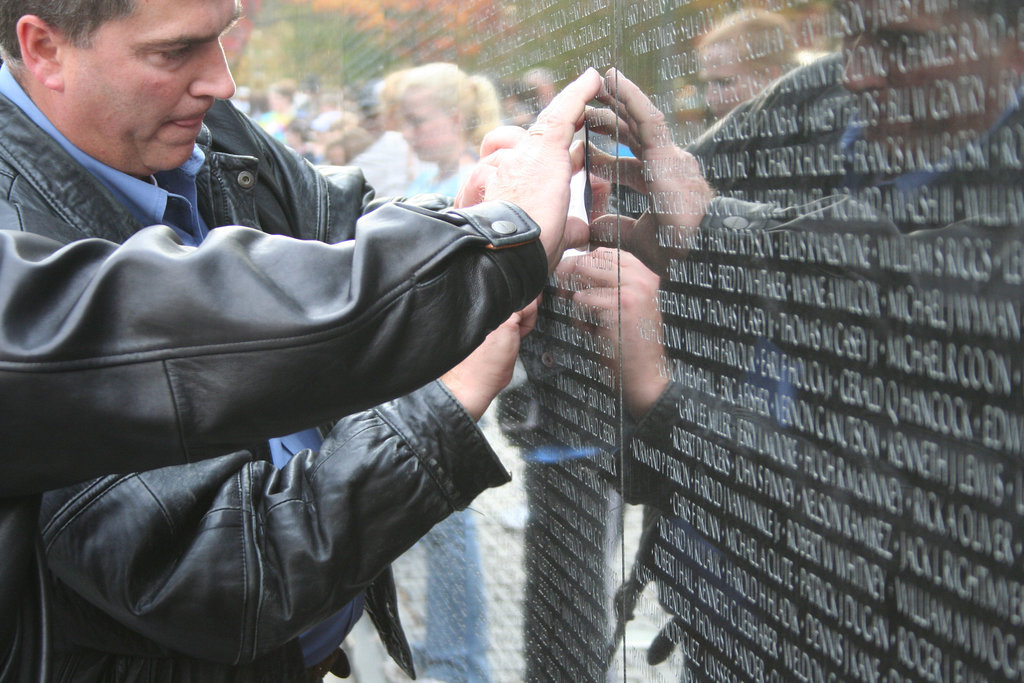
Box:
0, 0, 604, 679
307, 90, 359, 162
349, 75, 428, 197
256, 78, 298, 141
245, 87, 269, 119
396, 62, 502, 199
499, 79, 533, 127
283, 116, 318, 162
391, 61, 504, 683
695, 8, 799, 120
576, 0, 1023, 669
322, 126, 373, 167
308, 89, 349, 135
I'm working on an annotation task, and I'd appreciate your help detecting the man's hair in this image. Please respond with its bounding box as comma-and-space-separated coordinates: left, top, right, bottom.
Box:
0, 0, 135, 62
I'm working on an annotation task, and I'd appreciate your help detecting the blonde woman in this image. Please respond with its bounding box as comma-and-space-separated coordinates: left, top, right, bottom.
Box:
390, 63, 501, 682
395, 62, 501, 198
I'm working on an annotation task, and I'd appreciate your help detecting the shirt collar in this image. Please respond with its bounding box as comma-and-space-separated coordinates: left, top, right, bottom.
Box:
0, 63, 206, 240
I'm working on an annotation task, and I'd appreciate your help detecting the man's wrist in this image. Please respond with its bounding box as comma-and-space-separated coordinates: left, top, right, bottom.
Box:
440, 371, 491, 422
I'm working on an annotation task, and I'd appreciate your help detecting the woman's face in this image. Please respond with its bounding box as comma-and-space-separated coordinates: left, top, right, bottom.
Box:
398, 87, 462, 164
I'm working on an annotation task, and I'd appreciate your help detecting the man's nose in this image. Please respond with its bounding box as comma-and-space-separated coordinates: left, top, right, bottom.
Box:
192, 41, 237, 101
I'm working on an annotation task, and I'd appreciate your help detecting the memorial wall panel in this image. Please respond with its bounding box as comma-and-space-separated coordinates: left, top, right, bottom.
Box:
284, 0, 1024, 679
481, 1, 1023, 681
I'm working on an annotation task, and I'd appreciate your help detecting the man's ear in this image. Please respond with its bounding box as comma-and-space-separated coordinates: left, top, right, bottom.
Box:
16, 15, 69, 92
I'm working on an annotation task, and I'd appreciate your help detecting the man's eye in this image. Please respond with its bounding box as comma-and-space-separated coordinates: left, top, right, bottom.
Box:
152, 46, 192, 64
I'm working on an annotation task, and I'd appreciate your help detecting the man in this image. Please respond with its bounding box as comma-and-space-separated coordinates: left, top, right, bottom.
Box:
0, 0, 603, 680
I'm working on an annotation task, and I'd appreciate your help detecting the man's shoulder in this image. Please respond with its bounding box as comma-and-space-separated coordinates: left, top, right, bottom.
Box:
0, 93, 113, 242
0, 91, 80, 188
0, 92, 41, 174
200, 99, 373, 242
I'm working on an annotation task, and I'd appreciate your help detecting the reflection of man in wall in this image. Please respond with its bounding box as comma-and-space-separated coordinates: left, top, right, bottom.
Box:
695, 9, 798, 120
583, 0, 1023, 672
587, 0, 1023, 262
690, 0, 1024, 232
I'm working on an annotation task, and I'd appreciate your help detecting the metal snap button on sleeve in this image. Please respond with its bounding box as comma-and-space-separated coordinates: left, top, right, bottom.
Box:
491, 220, 519, 235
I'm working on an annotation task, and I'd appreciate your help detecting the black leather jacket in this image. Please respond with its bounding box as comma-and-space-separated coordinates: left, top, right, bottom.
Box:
0, 97, 547, 681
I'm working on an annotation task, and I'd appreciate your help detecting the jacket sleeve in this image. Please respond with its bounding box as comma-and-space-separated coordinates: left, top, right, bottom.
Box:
0, 193, 545, 495
39, 379, 510, 664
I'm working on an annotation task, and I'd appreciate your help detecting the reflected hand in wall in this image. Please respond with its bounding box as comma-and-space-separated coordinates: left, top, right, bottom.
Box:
586, 69, 714, 274
555, 248, 668, 419
457, 69, 605, 271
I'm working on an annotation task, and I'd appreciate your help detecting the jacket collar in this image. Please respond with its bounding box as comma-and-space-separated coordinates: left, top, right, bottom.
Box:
0, 92, 217, 243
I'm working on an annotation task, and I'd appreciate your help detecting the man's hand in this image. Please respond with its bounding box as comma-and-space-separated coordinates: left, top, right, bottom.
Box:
441, 303, 538, 421
457, 69, 605, 272
556, 248, 669, 418
586, 69, 714, 273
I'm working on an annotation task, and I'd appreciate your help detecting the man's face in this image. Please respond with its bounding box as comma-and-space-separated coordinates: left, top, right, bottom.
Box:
699, 40, 786, 120
840, 0, 1023, 145
52, 0, 238, 177
399, 87, 462, 166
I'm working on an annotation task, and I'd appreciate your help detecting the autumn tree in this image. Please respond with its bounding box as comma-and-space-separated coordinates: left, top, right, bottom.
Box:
284, 0, 503, 69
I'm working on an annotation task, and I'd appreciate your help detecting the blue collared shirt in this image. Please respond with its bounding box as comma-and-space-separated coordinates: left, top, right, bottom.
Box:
1, 62, 361, 667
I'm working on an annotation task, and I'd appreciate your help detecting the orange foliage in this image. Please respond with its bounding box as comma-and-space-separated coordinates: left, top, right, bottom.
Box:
285, 0, 499, 62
